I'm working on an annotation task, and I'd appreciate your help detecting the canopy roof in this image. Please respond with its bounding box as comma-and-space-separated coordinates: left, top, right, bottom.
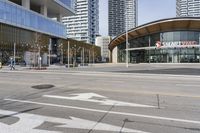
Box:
109, 17, 200, 51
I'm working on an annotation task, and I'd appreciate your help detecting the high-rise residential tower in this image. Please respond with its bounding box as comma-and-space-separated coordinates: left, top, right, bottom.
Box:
62, 0, 99, 44
109, 0, 138, 37
176, 0, 200, 17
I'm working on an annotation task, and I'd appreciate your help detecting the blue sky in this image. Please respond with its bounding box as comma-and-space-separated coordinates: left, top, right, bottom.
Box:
99, 0, 176, 36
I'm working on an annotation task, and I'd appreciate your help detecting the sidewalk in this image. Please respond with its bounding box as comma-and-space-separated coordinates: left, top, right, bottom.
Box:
1, 63, 200, 76
0, 65, 26, 71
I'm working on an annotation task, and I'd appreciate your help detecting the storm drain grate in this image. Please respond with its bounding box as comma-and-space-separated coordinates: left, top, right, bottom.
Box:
31, 84, 55, 89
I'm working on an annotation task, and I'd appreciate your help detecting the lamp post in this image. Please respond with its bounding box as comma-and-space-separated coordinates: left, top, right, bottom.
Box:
125, 0, 129, 68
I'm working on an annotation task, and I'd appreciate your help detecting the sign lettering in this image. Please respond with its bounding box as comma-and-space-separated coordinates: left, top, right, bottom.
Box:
155, 41, 198, 47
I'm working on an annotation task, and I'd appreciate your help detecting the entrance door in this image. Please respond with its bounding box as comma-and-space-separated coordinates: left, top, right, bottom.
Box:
130, 50, 145, 63
172, 54, 178, 63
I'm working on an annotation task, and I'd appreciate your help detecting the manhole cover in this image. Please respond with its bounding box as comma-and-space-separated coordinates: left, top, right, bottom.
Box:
32, 84, 55, 89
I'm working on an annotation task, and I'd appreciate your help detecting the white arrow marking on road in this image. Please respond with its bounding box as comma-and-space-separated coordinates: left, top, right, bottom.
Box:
0, 109, 149, 133
69, 93, 107, 99
43, 93, 155, 108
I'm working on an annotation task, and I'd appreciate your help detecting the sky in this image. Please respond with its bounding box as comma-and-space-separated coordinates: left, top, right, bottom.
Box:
99, 0, 176, 36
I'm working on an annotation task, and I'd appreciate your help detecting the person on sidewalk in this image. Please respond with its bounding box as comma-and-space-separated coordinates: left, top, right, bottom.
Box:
10, 58, 15, 70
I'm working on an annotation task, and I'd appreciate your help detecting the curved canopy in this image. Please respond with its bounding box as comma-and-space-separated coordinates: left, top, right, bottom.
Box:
109, 17, 200, 51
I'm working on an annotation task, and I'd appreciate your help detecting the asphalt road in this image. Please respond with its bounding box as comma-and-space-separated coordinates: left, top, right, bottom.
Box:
0, 67, 200, 133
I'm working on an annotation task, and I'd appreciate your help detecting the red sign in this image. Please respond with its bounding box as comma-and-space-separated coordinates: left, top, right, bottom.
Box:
155, 41, 161, 48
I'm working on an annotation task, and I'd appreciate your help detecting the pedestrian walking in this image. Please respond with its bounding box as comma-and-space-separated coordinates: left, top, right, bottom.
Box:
10, 58, 15, 70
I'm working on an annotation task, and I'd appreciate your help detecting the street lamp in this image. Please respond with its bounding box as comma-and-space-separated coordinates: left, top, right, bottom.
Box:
125, 0, 129, 68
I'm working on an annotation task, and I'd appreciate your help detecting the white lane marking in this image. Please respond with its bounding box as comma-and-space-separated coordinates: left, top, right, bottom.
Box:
43, 93, 155, 108
0, 109, 147, 133
4, 98, 200, 125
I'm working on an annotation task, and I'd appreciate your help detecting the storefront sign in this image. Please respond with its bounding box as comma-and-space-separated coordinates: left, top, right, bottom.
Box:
156, 41, 198, 48
156, 41, 162, 48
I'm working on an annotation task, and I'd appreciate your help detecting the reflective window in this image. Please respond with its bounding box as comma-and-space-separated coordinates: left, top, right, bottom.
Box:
0, 1, 65, 38
117, 31, 200, 63
57, 0, 74, 10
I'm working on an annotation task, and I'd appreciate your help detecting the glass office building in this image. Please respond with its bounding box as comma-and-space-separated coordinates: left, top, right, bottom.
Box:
0, 0, 65, 38
0, 0, 100, 65
109, 17, 200, 63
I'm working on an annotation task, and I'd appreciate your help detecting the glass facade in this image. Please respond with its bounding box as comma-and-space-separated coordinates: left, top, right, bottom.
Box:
0, 23, 100, 65
58, 0, 74, 9
118, 31, 200, 63
0, 0, 65, 38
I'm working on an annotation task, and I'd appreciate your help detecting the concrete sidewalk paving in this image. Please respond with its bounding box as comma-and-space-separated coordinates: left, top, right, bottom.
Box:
1, 63, 200, 76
